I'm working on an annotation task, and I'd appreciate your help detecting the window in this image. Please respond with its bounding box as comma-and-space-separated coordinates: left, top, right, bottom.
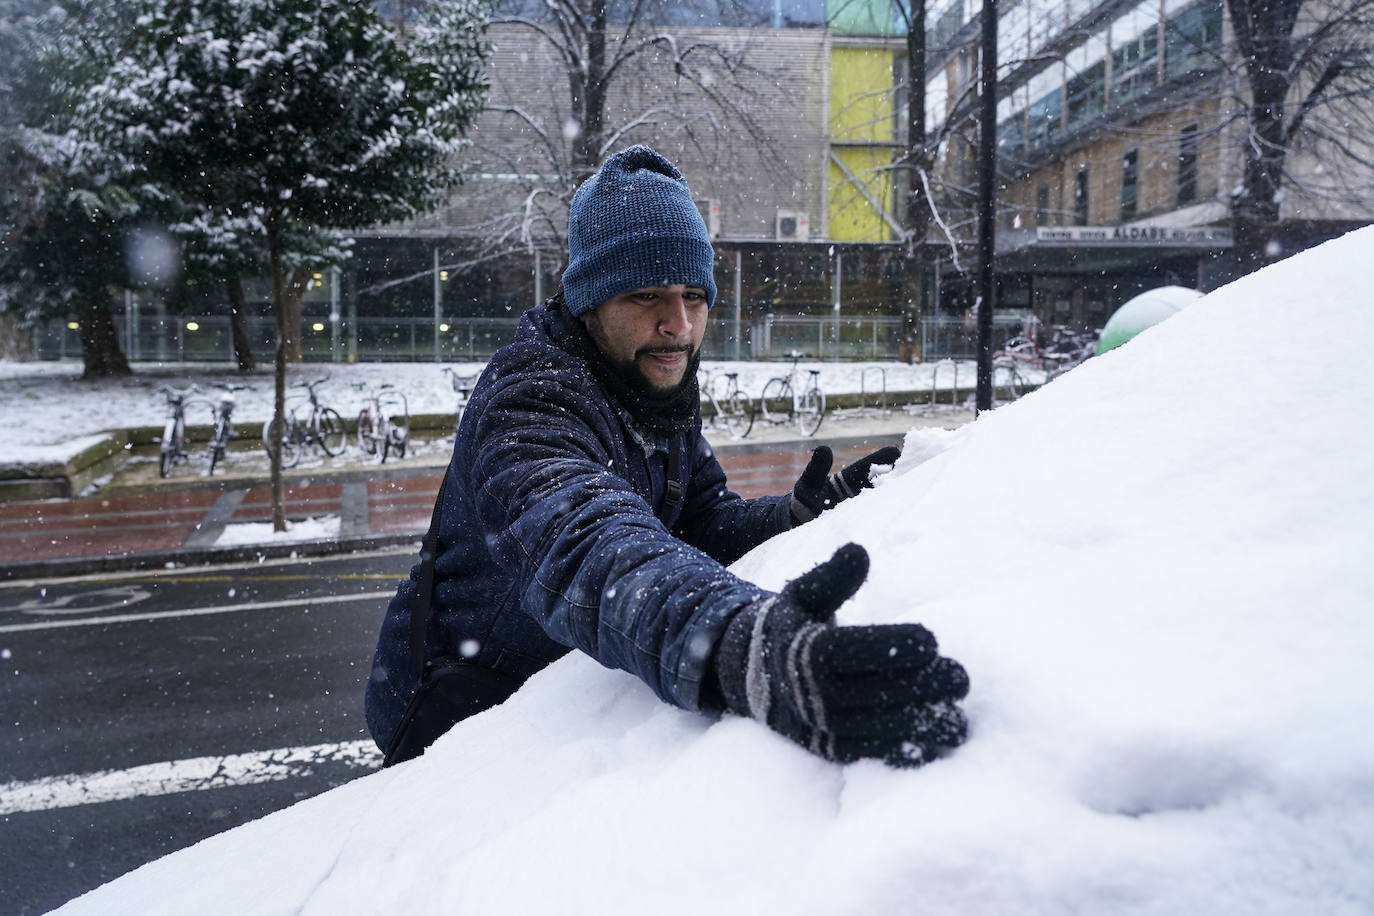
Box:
1165, 0, 1225, 79
999, 114, 1026, 163
1036, 185, 1050, 226
1177, 124, 1199, 206
1066, 62, 1106, 132
1111, 27, 1160, 105
1120, 149, 1139, 222
1028, 89, 1062, 150
1074, 168, 1090, 224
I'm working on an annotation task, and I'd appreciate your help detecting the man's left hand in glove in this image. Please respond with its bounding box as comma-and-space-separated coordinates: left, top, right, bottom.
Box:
791, 444, 902, 524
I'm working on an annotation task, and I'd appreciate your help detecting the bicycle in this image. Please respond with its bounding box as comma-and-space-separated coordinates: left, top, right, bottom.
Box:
758, 351, 825, 437
1042, 325, 1098, 380
157, 384, 202, 478
205, 383, 251, 475
261, 377, 347, 469
442, 366, 480, 436
992, 336, 1041, 400
354, 382, 410, 463
699, 368, 754, 439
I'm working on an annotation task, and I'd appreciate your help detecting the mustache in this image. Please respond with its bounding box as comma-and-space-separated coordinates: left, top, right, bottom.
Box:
636, 344, 694, 357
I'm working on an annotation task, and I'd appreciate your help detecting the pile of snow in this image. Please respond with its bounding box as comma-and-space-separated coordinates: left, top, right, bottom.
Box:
213, 516, 341, 547
58, 228, 1374, 915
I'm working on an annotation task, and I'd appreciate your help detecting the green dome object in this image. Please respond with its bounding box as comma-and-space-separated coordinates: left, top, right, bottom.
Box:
1095, 285, 1205, 355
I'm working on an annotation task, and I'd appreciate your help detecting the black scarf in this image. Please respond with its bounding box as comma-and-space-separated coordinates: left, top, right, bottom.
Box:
552, 296, 700, 436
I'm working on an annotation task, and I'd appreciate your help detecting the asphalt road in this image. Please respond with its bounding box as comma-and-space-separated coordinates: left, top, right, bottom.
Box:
0, 431, 907, 914
0, 550, 412, 916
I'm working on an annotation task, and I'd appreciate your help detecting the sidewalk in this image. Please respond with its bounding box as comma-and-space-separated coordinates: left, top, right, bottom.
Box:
0, 405, 973, 581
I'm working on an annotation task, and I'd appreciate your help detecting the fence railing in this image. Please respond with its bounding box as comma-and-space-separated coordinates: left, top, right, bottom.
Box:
32, 312, 1034, 363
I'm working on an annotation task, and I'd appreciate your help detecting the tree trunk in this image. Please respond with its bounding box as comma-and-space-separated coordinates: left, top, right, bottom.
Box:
1232, 68, 1290, 269
0, 312, 31, 361
267, 217, 288, 533
570, 1, 609, 183
1226, 0, 1301, 271
226, 277, 257, 373
279, 266, 313, 362
78, 295, 132, 378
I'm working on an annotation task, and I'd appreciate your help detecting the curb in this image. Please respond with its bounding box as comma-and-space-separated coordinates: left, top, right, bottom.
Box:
3, 404, 978, 581
1, 531, 424, 582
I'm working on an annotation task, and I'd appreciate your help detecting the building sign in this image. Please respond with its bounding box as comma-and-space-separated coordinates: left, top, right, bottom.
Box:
1035, 226, 1234, 247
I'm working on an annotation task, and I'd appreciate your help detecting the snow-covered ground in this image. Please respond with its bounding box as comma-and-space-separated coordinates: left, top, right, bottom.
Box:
51, 226, 1374, 914
0, 355, 992, 464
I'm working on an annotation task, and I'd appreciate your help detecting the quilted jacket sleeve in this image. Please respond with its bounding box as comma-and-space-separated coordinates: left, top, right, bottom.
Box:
673, 433, 793, 566
463, 366, 772, 712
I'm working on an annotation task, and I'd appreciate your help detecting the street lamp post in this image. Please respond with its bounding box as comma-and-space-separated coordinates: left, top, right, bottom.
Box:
433, 247, 443, 363
975, 0, 999, 413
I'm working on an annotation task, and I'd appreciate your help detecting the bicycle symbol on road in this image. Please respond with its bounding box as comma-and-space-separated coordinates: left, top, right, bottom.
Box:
15, 585, 152, 616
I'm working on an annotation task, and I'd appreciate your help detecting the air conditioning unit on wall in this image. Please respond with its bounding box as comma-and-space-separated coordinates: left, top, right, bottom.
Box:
775, 209, 809, 241
694, 198, 721, 238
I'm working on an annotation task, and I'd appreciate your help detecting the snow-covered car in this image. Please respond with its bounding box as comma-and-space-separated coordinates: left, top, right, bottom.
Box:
56, 227, 1374, 915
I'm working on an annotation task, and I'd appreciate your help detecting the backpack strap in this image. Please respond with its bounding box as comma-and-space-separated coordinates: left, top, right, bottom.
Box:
660, 433, 685, 524
409, 472, 449, 678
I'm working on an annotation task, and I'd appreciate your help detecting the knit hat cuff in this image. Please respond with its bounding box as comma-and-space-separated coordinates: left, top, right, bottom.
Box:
562, 235, 717, 317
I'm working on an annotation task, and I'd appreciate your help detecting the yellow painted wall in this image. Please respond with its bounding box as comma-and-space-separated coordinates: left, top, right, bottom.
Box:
828, 149, 894, 242
830, 47, 894, 143
829, 46, 896, 242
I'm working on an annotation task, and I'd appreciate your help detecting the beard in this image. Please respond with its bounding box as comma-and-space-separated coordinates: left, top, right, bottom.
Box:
618, 344, 701, 396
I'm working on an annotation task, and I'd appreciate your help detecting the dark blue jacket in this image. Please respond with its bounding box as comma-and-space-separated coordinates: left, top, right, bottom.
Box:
365, 302, 793, 752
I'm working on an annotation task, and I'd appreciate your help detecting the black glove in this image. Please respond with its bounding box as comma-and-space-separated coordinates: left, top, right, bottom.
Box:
711, 543, 969, 767
791, 445, 902, 524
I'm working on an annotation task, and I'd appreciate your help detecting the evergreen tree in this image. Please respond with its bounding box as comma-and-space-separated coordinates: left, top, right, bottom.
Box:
80, 0, 489, 529
0, 0, 139, 376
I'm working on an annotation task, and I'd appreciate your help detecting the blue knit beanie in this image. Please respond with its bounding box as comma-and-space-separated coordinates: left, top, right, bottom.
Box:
561, 145, 717, 317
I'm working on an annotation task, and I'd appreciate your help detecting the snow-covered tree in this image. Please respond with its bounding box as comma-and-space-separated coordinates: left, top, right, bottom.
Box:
80, 0, 490, 530
0, 0, 139, 376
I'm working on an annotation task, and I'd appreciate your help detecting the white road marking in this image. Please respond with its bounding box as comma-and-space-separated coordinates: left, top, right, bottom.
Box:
0, 740, 382, 816
0, 545, 415, 590
0, 590, 394, 634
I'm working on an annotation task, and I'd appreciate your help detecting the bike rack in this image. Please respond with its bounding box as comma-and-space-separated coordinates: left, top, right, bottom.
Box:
858, 366, 888, 415
931, 358, 959, 407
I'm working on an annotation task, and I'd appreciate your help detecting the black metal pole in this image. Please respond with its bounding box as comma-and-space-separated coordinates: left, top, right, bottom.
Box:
975, 0, 999, 413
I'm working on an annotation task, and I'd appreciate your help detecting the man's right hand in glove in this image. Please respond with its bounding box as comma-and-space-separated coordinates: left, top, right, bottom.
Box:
710, 543, 969, 767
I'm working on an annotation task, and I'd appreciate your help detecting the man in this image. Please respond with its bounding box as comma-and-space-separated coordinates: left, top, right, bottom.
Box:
365, 145, 969, 767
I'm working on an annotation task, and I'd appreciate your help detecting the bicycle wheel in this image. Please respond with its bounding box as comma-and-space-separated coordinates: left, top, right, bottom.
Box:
388, 422, 408, 460
316, 407, 347, 456
1010, 367, 1027, 399
378, 415, 393, 464
207, 418, 228, 475
797, 385, 825, 437
996, 365, 1023, 401
357, 409, 380, 456
759, 378, 790, 424
159, 418, 179, 478
263, 416, 301, 469
723, 390, 754, 439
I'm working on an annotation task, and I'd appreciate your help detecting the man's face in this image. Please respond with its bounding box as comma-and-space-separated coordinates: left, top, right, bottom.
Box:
580, 285, 709, 394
